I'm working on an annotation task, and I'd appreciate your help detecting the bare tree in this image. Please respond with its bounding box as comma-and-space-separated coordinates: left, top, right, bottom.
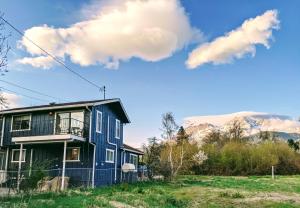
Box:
228, 119, 244, 142
0, 13, 10, 107
161, 112, 178, 180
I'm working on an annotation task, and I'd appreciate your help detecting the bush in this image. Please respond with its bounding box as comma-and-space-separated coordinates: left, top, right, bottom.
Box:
197, 140, 300, 175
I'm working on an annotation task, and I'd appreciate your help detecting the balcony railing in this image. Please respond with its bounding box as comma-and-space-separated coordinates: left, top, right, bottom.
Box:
11, 118, 89, 139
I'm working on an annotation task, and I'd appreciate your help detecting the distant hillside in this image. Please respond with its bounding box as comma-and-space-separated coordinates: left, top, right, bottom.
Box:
183, 111, 300, 143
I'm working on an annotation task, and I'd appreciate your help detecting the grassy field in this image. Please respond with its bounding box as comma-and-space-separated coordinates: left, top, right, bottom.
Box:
1, 175, 300, 208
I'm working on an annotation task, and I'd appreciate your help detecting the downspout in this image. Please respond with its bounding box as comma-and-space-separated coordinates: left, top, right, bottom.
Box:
1, 116, 5, 147
86, 106, 95, 188
107, 115, 117, 182
120, 149, 125, 182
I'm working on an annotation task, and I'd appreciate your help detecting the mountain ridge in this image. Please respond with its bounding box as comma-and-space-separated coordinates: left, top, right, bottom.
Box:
183, 111, 300, 142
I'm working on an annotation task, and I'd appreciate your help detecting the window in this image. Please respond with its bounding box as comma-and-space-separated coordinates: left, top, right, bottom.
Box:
66, 147, 80, 161
129, 154, 138, 169
106, 149, 115, 163
115, 119, 120, 139
11, 115, 31, 131
11, 149, 26, 163
96, 111, 102, 133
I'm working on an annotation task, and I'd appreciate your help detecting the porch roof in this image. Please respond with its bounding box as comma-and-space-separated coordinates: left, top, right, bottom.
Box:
122, 144, 144, 155
12, 134, 85, 144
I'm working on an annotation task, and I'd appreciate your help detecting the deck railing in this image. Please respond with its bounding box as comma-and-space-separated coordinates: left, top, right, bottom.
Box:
10, 118, 89, 139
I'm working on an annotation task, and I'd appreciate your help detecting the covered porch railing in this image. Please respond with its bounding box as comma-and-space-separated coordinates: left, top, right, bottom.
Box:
11, 118, 89, 139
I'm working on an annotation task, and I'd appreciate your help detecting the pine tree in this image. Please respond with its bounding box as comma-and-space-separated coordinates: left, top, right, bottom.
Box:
176, 126, 189, 144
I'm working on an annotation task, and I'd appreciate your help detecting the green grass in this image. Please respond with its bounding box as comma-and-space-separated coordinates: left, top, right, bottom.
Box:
1, 175, 300, 208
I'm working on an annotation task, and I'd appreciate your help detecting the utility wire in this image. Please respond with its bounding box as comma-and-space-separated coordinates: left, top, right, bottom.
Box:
1, 17, 106, 94
0, 86, 52, 103
0, 79, 68, 102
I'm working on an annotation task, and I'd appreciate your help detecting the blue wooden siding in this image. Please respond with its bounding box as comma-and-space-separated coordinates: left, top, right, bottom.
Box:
91, 104, 124, 186
1, 108, 90, 146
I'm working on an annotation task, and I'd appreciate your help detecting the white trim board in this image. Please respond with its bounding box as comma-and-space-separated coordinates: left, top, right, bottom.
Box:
0, 99, 130, 123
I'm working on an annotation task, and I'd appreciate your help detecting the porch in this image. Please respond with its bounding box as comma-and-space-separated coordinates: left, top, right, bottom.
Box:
3, 140, 94, 190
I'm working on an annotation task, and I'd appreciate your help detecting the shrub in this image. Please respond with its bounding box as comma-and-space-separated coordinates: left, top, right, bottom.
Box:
197, 140, 300, 176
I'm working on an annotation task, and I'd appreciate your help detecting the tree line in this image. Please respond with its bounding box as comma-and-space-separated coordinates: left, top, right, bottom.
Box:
143, 113, 300, 180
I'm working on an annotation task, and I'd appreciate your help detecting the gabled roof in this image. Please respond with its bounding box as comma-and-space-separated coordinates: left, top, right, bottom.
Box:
0, 98, 130, 123
122, 143, 144, 155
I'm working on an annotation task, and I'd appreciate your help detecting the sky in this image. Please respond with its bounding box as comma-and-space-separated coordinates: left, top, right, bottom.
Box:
1, 0, 300, 147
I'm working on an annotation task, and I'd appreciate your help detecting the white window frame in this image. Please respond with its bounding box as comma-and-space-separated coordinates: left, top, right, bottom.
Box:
115, 119, 120, 139
105, 149, 115, 163
11, 114, 31, 132
11, 149, 26, 163
96, 111, 102, 133
65, 147, 80, 162
129, 153, 138, 169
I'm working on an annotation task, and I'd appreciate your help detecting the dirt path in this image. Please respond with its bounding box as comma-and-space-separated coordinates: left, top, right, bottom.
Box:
241, 192, 300, 204
109, 201, 136, 208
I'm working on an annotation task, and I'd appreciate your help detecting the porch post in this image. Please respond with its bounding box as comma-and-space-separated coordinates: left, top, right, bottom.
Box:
61, 141, 67, 191
92, 144, 96, 188
29, 149, 33, 177
17, 143, 23, 191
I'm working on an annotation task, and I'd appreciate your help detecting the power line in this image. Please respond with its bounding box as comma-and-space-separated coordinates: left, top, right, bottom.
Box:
0, 86, 52, 103
0, 79, 68, 102
1, 17, 106, 96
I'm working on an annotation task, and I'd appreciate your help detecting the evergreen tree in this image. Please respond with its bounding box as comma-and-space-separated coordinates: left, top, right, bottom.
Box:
176, 126, 189, 144
143, 137, 162, 179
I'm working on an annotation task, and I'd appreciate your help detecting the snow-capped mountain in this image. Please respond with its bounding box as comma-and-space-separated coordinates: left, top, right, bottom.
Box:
183, 111, 300, 143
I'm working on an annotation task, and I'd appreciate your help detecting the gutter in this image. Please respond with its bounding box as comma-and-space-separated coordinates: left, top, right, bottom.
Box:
86, 106, 95, 188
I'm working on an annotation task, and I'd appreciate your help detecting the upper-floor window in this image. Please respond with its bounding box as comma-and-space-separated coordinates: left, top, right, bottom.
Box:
96, 111, 102, 133
11, 149, 26, 162
66, 147, 80, 162
115, 119, 120, 139
129, 154, 138, 169
11, 115, 31, 131
106, 149, 115, 163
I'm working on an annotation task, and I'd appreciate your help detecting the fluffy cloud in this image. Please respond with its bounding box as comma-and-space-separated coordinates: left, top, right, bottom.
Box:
1, 92, 21, 109
186, 10, 279, 69
17, 56, 55, 69
18, 0, 201, 69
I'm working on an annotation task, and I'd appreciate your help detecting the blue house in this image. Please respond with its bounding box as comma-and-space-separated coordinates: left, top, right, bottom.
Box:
0, 99, 143, 190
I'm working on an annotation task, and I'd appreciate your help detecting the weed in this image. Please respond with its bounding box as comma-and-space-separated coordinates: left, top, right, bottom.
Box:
231, 192, 244, 199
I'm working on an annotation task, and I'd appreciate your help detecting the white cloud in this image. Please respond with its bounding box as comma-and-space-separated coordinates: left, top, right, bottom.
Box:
1, 92, 22, 109
18, 0, 201, 69
186, 10, 279, 69
17, 56, 55, 69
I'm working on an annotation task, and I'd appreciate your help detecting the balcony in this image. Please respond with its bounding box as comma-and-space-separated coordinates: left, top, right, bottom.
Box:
11, 118, 89, 144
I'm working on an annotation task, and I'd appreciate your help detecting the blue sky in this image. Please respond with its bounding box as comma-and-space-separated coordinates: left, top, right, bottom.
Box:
1, 0, 300, 146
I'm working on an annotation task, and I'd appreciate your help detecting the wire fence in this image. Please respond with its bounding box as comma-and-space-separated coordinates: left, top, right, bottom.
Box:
0, 168, 142, 195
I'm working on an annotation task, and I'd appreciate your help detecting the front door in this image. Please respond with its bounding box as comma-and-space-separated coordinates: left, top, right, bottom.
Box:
0, 151, 6, 183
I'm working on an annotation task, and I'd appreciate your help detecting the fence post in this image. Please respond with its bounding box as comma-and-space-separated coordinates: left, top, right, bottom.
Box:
272, 166, 275, 180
